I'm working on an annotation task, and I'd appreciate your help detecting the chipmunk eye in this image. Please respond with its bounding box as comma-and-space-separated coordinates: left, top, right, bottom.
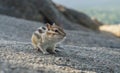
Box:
55, 30, 58, 32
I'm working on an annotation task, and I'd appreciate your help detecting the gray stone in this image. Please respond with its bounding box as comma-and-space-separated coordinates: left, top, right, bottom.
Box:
0, 15, 120, 73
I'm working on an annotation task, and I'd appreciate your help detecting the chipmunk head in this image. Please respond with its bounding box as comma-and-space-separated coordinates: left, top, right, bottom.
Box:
46, 23, 66, 42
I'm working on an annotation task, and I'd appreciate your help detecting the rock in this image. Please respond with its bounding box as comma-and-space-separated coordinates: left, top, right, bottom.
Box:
0, 15, 120, 73
0, 0, 100, 30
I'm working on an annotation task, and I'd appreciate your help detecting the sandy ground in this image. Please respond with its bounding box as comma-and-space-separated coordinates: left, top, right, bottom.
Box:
0, 15, 120, 73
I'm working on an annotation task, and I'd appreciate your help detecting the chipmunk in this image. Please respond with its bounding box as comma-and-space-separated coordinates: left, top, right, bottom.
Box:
31, 23, 66, 54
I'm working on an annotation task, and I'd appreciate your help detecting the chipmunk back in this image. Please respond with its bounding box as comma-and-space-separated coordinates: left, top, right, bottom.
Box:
31, 26, 47, 51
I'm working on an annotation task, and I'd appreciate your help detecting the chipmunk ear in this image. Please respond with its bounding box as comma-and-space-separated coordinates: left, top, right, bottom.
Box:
52, 23, 56, 26
46, 23, 51, 30
52, 23, 60, 27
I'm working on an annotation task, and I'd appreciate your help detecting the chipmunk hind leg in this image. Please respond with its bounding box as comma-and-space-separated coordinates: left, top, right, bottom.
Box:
31, 43, 40, 52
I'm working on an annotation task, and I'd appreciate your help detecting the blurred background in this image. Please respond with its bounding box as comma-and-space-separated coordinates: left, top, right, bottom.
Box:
0, 0, 120, 37
53, 0, 120, 24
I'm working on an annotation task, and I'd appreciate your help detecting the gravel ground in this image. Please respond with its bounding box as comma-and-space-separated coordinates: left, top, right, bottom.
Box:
0, 15, 120, 73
